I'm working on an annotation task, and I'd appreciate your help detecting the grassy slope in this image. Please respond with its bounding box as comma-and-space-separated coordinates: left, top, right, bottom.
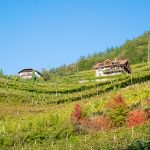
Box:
0, 81, 150, 149
0, 62, 150, 149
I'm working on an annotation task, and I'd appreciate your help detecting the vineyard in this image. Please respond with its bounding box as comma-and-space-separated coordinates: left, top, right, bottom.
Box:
0, 63, 150, 104
0, 62, 150, 149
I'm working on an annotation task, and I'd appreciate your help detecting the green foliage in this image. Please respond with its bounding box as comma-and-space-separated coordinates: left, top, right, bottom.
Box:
45, 31, 150, 78
127, 140, 150, 150
0, 69, 3, 77
42, 69, 51, 81
0, 63, 150, 149
0, 62, 150, 104
0, 30, 150, 149
108, 106, 128, 127
32, 70, 37, 81
107, 96, 129, 127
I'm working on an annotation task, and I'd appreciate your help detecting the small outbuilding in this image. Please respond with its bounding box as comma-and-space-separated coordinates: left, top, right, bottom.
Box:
18, 68, 42, 79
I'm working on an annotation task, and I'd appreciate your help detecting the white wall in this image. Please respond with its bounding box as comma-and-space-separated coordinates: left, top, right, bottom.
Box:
19, 71, 41, 79
96, 68, 104, 77
95, 67, 123, 77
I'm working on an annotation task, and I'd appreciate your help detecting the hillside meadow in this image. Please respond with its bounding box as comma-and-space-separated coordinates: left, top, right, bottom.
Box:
0, 62, 150, 149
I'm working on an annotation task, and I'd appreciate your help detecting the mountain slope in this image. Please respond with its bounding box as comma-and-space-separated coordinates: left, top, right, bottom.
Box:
0, 64, 150, 149
48, 31, 150, 77
77, 31, 150, 71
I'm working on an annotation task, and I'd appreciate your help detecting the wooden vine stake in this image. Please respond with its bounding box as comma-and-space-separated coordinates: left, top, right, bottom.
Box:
132, 126, 134, 138
113, 134, 116, 142
51, 141, 54, 149
84, 135, 87, 143
97, 84, 98, 96
101, 99, 103, 103
66, 133, 69, 141
32, 99, 34, 105
35, 101, 38, 106
3, 125, 6, 134
81, 88, 83, 100
69, 144, 72, 150
18, 124, 21, 131
130, 74, 133, 85
34, 140, 37, 145
58, 112, 60, 123
13, 142, 15, 149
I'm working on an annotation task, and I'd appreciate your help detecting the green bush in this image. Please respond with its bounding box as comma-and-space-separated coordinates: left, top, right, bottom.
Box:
108, 106, 128, 127
127, 140, 150, 150
107, 95, 129, 127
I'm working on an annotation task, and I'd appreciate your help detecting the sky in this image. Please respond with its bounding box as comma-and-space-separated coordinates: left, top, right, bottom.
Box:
0, 0, 150, 75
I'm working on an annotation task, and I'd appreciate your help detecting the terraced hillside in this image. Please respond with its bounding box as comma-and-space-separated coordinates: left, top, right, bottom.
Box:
0, 63, 150, 104
0, 62, 150, 149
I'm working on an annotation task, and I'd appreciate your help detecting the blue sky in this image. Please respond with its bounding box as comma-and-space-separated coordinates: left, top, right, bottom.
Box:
0, 0, 150, 75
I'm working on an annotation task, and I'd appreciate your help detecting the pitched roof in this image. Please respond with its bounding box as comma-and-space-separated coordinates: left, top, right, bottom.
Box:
93, 63, 102, 69
93, 59, 128, 69
118, 60, 128, 65
18, 68, 42, 75
103, 59, 112, 63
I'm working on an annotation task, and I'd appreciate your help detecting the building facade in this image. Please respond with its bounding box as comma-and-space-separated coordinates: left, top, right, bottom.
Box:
18, 69, 42, 79
93, 59, 131, 77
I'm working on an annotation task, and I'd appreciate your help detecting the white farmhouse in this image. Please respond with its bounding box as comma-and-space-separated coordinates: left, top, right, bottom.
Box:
93, 59, 131, 77
18, 68, 42, 79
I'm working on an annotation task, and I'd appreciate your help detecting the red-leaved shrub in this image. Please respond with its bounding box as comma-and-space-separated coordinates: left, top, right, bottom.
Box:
70, 96, 150, 132
71, 104, 82, 124
90, 116, 110, 130
107, 95, 126, 109
79, 116, 111, 131
71, 104, 111, 132
127, 109, 148, 127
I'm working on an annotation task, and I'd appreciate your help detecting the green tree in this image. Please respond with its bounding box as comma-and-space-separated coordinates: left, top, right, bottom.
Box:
0, 69, 3, 77
32, 70, 37, 81
42, 69, 51, 81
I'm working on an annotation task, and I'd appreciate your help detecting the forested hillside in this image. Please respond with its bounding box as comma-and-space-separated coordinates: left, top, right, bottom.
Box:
46, 31, 150, 79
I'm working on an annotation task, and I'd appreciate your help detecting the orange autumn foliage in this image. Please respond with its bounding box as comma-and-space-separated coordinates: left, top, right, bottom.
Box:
80, 116, 111, 131
127, 109, 148, 127
71, 104, 82, 124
